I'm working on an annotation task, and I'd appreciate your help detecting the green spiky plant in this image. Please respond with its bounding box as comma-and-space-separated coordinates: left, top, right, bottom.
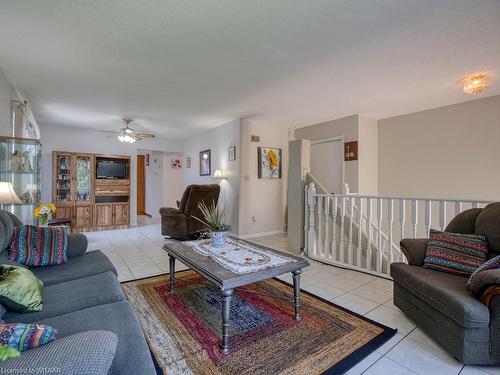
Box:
193, 201, 230, 233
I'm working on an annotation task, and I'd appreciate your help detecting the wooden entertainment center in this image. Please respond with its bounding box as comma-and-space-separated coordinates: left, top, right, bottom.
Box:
52, 151, 131, 232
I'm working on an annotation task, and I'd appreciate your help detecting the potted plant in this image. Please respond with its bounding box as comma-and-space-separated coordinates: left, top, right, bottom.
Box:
34, 203, 56, 227
194, 201, 230, 247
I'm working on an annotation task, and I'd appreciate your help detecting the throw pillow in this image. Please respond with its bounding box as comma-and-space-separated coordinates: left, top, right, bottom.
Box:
0, 324, 56, 351
423, 229, 488, 276
466, 255, 500, 288
8, 225, 68, 267
0, 345, 20, 362
0, 265, 43, 312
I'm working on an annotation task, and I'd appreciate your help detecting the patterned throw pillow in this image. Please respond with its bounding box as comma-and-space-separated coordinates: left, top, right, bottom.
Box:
466, 255, 500, 288
0, 324, 56, 351
8, 225, 68, 267
423, 229, 488, 276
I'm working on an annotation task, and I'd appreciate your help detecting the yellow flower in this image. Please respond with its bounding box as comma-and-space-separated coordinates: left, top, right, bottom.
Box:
267, 150, 278, 168
48, 203, 56, 213
33, 207, 41, 217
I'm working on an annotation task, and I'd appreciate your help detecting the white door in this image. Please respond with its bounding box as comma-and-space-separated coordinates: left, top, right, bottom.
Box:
310, 138, 344, 194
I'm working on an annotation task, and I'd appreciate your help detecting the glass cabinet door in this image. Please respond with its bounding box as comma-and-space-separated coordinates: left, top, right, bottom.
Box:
75, 154, 93, 204
54, 153, 72, 203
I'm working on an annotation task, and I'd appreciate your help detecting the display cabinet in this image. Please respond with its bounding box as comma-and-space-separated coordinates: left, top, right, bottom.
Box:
0, 136, 41, 224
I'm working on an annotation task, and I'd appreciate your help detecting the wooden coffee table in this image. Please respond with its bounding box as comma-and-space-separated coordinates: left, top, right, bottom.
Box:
163, 240, 309, 354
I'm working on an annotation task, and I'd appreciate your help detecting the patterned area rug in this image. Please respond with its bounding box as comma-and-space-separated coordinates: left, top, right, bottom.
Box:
123, 270, 396, 375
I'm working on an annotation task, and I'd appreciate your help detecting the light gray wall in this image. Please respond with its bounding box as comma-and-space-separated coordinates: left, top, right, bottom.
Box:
183, 119, 240, 234
0, 69, 13, 136
39, 123, 183, 225
378, 94, 500, 200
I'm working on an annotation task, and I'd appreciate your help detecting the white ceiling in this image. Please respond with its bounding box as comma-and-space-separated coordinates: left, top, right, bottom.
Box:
0, 1, 499, 139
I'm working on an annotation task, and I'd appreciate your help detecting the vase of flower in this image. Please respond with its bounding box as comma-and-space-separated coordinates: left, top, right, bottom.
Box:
194, 201, 230, 247
34, 203, 56, 227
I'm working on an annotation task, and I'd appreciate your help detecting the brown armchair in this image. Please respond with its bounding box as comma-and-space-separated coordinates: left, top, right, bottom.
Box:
159, 184, 220, 239
391, 202, 500, 365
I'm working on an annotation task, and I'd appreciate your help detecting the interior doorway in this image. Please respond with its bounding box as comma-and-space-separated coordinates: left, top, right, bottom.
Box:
137, 154, 145, 215
310, 137, 344, 194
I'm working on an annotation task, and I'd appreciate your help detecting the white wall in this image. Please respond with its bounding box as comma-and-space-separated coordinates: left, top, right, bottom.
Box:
239, 117, 289, 236
183, 119, 240, 234
163, 153, 184, 208
39, 123, 183, 225
357, 115, 378, 195
378, 95, 500, 201
0, 69, 13, 136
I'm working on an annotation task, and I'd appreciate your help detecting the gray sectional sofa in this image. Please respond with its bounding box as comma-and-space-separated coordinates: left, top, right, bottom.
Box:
0, 211, 156, 374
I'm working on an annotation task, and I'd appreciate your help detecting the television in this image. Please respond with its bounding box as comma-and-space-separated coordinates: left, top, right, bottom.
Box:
96, 159, 128, 179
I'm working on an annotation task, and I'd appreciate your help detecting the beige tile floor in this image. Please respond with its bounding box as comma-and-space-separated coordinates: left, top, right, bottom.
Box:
85, 225, 499, 375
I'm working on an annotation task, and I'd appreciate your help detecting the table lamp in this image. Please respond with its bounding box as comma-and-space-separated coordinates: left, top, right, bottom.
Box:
0, 182, 22, 209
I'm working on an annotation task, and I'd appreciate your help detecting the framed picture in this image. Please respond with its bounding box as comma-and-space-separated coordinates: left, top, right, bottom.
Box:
199, 149, 211, 176
228, 146, 236, 161
145, 154, 150, 166
257, 147, 282, 179
171, 159, 182, 169
344, 141, 358, 161
186, 157, 191, 168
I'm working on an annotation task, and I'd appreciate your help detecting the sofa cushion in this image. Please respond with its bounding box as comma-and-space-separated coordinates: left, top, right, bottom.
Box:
29, 250, 116, 286
3, 271, 125, 323
0, 323, 56, 351
0, 212, 14, 251
423, 230, 488, 276
67, 233, 88, 258
0, 265, 43, 313
445, 208, 482, 235
39, 301, 156, 375
475, 202, 500, 257
391, 263, 490, 328
9, 225, 68, 267
0, 330, 117, 375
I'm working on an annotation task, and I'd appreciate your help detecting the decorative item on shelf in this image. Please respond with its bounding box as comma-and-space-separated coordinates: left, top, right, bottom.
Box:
186, 157, 191, 168
257, 147, 282, 179
20, 183, 38, 204
171, 159, 182, 169
344, 141, 358, 161
199, 150, 211, 176
0, 182, 22, 209
34, 204, 56, 227
8, 150, 32, 173
194, 201, 230, 247
213, 169, 225, 180
228, 146, 236, 161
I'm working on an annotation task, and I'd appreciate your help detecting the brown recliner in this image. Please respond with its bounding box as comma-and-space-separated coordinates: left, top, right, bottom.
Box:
391, 202, 500, 365
159, 184, 220, 239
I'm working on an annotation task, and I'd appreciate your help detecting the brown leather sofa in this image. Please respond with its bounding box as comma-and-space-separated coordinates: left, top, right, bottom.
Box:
391, 202, 500, 365
159, 184, 220, 239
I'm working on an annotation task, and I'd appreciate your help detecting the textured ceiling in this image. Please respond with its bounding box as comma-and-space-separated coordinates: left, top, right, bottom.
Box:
0, 0, 499, 138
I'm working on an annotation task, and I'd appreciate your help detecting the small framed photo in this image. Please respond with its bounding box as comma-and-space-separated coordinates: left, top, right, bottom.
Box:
228, 146, 236, 161
199, 149, 211, 176
186, 157, 191, 168
171, 159, 182, 169
145, 154, 150, 166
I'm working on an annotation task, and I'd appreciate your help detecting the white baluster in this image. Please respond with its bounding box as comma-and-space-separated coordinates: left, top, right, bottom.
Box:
424, 200, 432, 236
366, 198, 373, 271
387, 199, 394, 264
439, 201, 447, 231
339, 197, 346, 263
376, 198, 383, 273
356, 197, 363, 268
317, 196, 323, 257
455, 201, 463, 216
472, 202, 480, 209
331, 196, 338, 260
411, 199, 418, 238
324, 197, 330, 258
347, 197, 354, 265
307, 183, 317, 256
399, 199, 406, 240
304, 186, 309, 250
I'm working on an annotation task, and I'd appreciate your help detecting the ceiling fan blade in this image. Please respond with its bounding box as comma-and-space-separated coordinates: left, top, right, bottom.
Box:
135, 133, 156, 139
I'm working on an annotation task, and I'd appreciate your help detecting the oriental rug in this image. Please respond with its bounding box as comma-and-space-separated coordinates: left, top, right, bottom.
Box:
123, 270, 396, 375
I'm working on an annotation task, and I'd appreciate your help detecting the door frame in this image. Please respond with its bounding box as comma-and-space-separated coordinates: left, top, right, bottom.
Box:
137, 154, 146, 215
310, 136, 345, 194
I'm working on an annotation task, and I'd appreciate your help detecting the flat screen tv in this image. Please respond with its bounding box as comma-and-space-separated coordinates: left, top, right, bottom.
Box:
96, 160, 127, 179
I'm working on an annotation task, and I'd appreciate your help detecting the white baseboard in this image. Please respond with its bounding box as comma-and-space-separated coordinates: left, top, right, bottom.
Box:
237, 230, 286, 239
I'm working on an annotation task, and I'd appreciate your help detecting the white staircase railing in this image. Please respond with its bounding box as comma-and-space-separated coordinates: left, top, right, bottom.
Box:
304, 183, 493, 279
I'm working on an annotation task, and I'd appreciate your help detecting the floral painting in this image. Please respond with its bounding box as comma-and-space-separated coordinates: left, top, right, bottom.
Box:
257, 147, 282, 179
171, 159, 182, 169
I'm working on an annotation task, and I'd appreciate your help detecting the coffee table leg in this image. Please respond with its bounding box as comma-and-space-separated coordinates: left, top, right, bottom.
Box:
292, 270, 302, 320
169, 256, 175, 294
221, 288, 233, 354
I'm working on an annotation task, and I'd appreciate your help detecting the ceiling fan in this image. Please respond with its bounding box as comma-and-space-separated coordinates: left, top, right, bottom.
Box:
107, 119, 156, 143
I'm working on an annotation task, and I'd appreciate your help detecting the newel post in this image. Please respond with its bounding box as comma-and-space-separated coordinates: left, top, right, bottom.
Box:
307, 183, 317, 256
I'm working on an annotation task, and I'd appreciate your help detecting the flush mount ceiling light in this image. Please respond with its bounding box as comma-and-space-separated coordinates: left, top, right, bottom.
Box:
459, 73, 491, 95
